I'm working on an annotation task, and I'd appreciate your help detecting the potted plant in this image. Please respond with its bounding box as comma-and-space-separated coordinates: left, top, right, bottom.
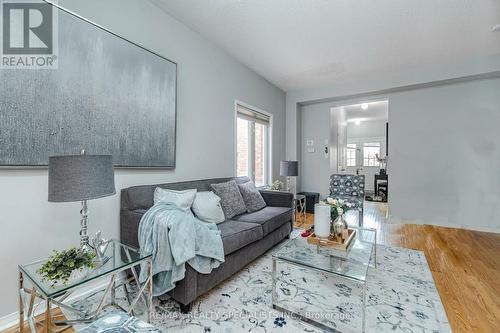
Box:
37, 247, 96, 287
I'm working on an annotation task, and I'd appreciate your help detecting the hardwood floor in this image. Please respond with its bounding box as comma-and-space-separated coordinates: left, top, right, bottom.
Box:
387, 224, 500, 332
3, 202, 499, 333
2, 308, 73, 333
295, 201, 500, 333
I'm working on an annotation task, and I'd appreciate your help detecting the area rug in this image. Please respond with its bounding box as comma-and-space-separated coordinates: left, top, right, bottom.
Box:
69, 242, 451, 333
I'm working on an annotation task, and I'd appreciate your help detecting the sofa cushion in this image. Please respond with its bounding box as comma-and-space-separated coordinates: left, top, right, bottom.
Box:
211, 180, 247, 219
192, 191, 225, 224
233, 206, 292, 237
154, 188, 197, 213
217, 221, 263, 255
238, 181, 266, 212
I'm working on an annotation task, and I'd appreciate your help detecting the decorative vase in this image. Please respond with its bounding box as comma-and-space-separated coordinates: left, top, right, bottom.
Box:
314, 203, 331, 239
332, 215, 348, 241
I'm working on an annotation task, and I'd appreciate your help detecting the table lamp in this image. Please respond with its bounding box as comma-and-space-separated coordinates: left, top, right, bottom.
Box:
280, 160, 298, 193
48, 151, 116, 252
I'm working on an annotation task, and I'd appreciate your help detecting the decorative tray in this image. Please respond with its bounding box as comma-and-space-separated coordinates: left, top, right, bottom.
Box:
306, 229, 357, 251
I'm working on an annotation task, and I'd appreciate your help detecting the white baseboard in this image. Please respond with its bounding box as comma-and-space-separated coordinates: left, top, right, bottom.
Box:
0, 312, 18, 332
0, 274, 127, 331
387, 216, 500, 234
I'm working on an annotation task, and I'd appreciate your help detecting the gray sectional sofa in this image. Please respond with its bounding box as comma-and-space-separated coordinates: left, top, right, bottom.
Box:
120, 176, 293, 312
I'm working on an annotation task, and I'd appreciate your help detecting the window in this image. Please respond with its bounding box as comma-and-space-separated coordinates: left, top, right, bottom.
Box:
346, 143, 357, 167
363, 142, 381, 167
236, 103, 271, 187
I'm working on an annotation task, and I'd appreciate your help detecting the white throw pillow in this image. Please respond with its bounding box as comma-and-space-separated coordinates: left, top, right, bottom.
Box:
192, 191, 226, 224
154, 188, 197, 213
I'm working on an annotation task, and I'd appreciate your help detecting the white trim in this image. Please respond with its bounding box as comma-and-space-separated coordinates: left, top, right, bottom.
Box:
387, 217, 500, 234
328, 97, 390, 110
249, 121, 255, 180
299, 71, 500, 107
234, 99, 273, 186
0, 274, 127, 331
0, 313, 18, 331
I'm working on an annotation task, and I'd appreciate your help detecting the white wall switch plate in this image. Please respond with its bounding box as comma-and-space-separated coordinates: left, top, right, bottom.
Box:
307, 148, 315, 153
306, 140, 314, 146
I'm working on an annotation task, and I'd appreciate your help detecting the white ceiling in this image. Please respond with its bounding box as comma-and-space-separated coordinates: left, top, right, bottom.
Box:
334, 100, 388, 122
152, 0, 500, 92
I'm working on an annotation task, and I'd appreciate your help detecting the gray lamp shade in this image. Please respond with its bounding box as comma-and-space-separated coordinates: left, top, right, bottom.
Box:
280, 160, 298, 177
48, 155, 116, 202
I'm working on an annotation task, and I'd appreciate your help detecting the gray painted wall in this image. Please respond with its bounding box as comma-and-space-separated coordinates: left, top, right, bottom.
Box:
389, 78, 500, 231
0, 0, 285, 319
300, 103, 333, 198
299, 78, 500, 233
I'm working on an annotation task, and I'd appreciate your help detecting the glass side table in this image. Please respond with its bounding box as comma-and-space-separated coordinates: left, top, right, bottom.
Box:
294, 194, 307, 226
18, 240, 153, 333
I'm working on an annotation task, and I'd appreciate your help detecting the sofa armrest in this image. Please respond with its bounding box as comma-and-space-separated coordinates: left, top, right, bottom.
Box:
120, 209, 143, 248
120, 189, 130, 211
259, 190, 293, 208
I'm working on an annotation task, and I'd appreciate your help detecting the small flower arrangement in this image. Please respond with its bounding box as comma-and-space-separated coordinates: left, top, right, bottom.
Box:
267, 180, 283, 191
324, 197, 353, 220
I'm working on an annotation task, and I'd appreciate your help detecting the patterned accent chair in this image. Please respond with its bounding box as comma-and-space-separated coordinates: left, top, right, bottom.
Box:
329, 174, 365, 226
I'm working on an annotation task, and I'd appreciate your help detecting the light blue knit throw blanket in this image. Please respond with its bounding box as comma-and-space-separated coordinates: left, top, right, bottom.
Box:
138, 203, 225, 296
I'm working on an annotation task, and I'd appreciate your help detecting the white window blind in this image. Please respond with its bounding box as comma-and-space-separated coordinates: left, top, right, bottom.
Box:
236, 103, 271, 187
237, 104, 270, 126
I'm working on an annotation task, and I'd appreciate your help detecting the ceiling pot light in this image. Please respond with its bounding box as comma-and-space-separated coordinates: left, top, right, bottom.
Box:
361, 103, 368, 110
493, 24, 500, 32
355, 120, 361, 126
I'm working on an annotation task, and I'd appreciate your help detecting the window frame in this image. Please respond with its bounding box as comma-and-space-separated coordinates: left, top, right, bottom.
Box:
362, 142, 381, 167
234, 100, 273, 187
346, 143, 357, 167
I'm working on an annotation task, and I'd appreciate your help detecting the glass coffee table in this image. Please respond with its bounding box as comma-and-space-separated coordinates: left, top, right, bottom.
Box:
272, 227, 377, 333
18, 240, 153, 333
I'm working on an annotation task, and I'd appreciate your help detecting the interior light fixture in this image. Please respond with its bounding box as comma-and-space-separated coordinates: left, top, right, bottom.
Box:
361, 103, 368, 110
355, 120, 361, 126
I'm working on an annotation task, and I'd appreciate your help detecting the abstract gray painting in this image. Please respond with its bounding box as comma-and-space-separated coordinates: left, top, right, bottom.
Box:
0, 4, 176, 167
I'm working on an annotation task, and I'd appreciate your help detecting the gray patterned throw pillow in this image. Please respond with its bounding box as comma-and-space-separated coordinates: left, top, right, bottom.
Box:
238, 181, 266, 212
210, 180, 247, 219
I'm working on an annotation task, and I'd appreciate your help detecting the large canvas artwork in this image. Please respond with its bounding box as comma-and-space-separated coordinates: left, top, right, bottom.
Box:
0, 3, 176, 167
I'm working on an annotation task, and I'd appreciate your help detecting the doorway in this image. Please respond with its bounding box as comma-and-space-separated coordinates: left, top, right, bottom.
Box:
332, 100, 389, 202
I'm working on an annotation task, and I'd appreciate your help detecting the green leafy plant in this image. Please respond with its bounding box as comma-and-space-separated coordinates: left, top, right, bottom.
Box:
37, 247, 96, 286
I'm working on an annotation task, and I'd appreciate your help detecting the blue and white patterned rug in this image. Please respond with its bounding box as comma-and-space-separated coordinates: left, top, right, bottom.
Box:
71, 243, 451, 333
